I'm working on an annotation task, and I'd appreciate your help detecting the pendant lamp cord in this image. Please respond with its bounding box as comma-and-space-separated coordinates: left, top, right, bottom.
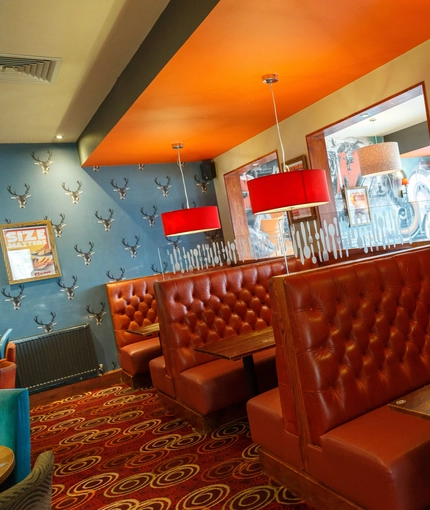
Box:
268, 81, 289, 173
176, 146, 190, 209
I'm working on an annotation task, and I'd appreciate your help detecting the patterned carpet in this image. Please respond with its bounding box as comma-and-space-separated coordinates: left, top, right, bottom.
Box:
30, 384, 313, 509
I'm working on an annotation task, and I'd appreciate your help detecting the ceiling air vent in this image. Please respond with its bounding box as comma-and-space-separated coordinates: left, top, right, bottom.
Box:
0, 54, 62, 83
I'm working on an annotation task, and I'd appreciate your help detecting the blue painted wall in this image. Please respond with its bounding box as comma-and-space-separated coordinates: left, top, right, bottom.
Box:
0, 143, 219, 371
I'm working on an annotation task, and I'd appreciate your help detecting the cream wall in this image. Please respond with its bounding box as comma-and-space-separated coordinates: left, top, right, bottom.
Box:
214, 40, 430, 241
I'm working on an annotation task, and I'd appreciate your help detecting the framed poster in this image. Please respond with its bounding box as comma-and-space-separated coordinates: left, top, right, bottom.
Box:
0, 220, 61, 284
285, 154, 318, 224
345, 186, 372, 226
285, 154, 308, 171
289, 206, 318, 224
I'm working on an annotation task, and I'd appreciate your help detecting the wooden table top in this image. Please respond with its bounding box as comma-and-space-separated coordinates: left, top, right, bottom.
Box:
0, 445, 15, 484
194, 327, 275, 361
126, 323, 160, 337
388, 384, 430, 420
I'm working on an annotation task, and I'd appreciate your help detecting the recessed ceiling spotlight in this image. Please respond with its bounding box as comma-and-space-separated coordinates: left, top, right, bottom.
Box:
55, 134, 63, 139
360, 113, 370, 118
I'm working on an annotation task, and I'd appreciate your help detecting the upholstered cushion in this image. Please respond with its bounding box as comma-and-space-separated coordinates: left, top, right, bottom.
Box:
247, 388, 303, 469
309, 405, 430, 510
175, 348, 277, 415
119, 338, 162, 376
148, 356, 175, 398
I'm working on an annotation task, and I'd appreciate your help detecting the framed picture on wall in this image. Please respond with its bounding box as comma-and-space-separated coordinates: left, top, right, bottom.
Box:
285, 154, 308, 171
0, 220, 61, 284
285, 154, 318, 224
344, 186, 372, 226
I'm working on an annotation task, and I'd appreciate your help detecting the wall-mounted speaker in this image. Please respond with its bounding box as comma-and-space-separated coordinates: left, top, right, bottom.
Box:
200, 160, 216, 181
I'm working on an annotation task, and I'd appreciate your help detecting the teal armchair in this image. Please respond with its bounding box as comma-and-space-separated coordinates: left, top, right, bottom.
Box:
0, 389, 31, 488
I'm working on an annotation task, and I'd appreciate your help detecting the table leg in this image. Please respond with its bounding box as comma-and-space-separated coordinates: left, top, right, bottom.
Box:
242, 355, 259, 398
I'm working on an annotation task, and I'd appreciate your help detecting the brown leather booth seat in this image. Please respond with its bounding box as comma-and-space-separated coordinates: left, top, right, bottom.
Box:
106, 272, 181, 387
106, 265, 246, 386
152, 256, 316, 431
247, 246, 430, 510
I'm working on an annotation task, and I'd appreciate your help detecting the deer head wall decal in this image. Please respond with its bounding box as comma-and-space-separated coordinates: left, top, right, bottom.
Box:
7, 184, 31, 208
106, 267, 125, 282
62, 181, 83, 204
110, 178, 129, 200
194, 175, 211, 193
44, 213, 66, 237
151, 261, 168, 274
86, 302, 106, 326
205, 230, 221, 244
165, 236, 182, 251
154, 176, 172, 197
57, 275, 78, 300
74, 241, 95, 265
34, 311, 57, 333
122, 236, 140, 258
95, 209, 115, 231
140, 205, 158, 227
31, 150, 53, 174
1, 284, 25, 310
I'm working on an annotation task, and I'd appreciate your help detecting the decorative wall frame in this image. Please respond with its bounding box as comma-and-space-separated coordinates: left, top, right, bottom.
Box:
285, 154, 308, 171
0, 220, 61, 284
285, 154, 318, 224
344, 186, 372, 226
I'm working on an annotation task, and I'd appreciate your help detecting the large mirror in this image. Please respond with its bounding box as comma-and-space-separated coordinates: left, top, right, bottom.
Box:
307, 83, 430, 248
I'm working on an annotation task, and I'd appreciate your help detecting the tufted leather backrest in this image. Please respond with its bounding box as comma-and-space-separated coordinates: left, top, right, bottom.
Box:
155, 257, 316, 379
106, 274, 163, 350
270, 246, 430, 446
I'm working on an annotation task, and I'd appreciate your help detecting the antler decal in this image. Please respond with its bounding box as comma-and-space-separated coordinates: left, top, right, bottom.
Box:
31, 150, 53, 174
7, 183, 31, 208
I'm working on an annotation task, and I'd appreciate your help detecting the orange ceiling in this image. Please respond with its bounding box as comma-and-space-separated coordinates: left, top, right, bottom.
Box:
84, 0, 430, 167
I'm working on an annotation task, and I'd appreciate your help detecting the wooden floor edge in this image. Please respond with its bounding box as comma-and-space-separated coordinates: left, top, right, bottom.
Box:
29, 369, 124, 408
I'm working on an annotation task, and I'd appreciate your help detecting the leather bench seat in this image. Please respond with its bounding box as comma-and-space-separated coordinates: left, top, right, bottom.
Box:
175, 348, 277, 415
248, 388, 430, 510
118, 337, 162, 377
152, 257, 318, 430
148, 356, 175, 398
246, 388, 303, 469
311, 405, 430, 510
247, 246, 430, 510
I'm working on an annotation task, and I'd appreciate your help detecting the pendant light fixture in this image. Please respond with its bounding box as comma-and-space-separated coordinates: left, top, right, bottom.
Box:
356, 118, 402, 176
161, 143, 221, 236
247, 74, 330, 215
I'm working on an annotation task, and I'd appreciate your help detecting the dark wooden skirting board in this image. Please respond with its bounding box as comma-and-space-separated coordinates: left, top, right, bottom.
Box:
29, 369, 123, 408
157, 391, 247, 433
120, 369, 153, 390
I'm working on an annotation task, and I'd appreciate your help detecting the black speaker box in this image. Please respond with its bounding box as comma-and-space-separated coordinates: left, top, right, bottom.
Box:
200, 160, 216, 180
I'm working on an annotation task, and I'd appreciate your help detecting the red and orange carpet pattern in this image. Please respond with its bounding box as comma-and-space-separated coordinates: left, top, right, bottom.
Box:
30, 384, 313, 509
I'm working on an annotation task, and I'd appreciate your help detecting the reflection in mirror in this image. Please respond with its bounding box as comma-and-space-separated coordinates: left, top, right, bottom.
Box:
224, 151, 294, 259
308, 83, 430, 249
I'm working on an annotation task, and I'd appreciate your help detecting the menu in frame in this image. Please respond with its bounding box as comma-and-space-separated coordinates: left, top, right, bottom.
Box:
0, 220, 61, 284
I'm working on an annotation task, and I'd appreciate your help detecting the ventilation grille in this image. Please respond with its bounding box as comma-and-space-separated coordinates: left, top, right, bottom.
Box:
0, 54, 62, 83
